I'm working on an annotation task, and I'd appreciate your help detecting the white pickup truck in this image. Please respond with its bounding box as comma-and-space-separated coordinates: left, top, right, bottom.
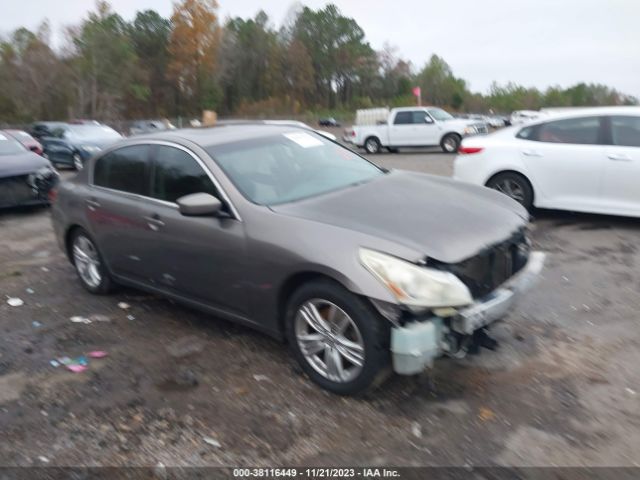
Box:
344, 107, 488, 154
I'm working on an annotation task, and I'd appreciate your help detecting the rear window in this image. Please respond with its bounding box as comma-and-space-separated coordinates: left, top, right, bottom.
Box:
93, 145, 150, 195
393, 112, 413, 125
517, 117, 602, 145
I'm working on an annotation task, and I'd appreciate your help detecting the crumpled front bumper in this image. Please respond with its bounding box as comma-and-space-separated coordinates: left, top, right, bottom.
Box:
391, 251, 546, 375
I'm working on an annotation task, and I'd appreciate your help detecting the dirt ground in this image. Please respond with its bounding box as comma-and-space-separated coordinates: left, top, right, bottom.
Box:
1, 153, 639, 469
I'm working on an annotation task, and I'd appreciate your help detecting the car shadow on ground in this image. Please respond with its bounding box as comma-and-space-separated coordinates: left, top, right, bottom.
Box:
0, 205, 50, 219
531, 208, 640, 230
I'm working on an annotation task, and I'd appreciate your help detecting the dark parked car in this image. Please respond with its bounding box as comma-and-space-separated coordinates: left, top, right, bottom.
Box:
51, 125, 544, 395
319, 117, 340, 127
4, 129, 43, 156
30, 121, 67, 140
40, 124, 123, 170
0, 131, 59, 209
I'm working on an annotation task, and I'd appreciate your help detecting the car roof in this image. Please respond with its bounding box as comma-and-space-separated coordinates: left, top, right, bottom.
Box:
129, 124, 315, 148
522, 106, 640, 127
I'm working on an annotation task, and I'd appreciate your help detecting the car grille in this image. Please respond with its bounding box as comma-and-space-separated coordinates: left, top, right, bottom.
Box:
0, 175, 34, 208
430, 229, 530, 299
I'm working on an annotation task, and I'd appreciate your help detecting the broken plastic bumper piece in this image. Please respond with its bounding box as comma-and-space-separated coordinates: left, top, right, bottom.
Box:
391, 251, 545, 375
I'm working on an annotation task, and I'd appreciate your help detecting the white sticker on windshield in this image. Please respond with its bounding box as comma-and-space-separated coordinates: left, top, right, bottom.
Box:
0, 134, 7, 141
283, 132, 324, 148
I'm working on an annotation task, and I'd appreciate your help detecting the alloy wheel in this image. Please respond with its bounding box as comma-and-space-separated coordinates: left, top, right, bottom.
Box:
73, 235, 102, 288
493, 178, 526, 204
295, 299, 365, 383
443, 136, 458, 153
365, 138, 379, 154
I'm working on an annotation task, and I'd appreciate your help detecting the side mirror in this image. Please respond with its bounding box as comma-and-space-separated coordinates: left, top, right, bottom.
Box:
424, 117, 434, 124
176, 193, 223, 217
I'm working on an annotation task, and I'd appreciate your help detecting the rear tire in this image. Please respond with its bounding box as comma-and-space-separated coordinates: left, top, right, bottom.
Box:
285, 279, 391, 395
70, 228, 114, 294
486, 172, 534, 211
364, 137, 382, 154
441, 133, 461, 153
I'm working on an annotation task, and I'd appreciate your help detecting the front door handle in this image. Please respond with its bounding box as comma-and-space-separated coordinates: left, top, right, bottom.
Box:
86, 198, 101, 211
522, 150, 542, 157
143, 214, 165, 232
607, 154, 632, 162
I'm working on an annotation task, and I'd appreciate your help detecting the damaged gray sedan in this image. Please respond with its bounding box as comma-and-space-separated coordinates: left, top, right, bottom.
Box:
0, 131, 59, 209
51, 125, 544, 395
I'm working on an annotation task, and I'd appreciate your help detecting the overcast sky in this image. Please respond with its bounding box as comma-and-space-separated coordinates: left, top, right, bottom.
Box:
2, 0, 639, 97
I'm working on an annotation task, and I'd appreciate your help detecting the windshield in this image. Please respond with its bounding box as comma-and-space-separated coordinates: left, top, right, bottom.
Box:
10, 131, 32, 139
0, 133, 27, 155
63, 125, 122, 142
207, 131, 383, 206
428, 108, 454, 121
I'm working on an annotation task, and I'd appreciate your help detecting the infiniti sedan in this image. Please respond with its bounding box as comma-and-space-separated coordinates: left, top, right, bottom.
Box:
51, 125, 544, 395
454, 106, 640, 217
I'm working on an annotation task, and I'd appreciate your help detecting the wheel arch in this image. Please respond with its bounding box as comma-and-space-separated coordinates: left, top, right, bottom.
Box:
64, 224, 84, 263
364, 135, 381, 149
276, 270, 353, 338
440, 131, 462, 142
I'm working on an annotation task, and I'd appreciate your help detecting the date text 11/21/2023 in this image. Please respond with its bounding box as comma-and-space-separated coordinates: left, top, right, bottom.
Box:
232, 468, 401, 478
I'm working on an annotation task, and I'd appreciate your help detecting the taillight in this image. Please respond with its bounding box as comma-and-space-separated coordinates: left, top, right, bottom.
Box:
458, 146, 484, 154
48, 188, 58, 203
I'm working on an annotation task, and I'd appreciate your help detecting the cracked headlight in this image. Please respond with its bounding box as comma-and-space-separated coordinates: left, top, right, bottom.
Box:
359, 248, 473, 310
28, 166, 57, 187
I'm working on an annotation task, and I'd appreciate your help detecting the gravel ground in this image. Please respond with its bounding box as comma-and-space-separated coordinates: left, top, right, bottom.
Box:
0, 150, 639, 469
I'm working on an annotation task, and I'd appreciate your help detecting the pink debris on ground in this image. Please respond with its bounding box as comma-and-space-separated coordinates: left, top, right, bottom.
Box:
67, 365, 88, 373
88, 351, 108, 359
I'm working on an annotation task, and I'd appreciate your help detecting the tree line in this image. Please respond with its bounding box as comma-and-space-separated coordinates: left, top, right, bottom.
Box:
0, 0, 636, 125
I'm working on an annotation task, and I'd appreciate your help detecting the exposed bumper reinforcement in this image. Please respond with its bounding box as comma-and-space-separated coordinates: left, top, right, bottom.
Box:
391, 251, 546, 375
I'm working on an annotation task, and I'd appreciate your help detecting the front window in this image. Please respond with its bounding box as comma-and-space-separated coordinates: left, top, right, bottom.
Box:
207, 131, 383, 206
610, 116, 640, 147
428, 108, 454, 121
152, 146, 219, 203
0, 133, 27, 155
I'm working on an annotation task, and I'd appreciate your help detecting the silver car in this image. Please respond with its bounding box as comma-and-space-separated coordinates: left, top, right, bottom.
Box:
51, 125, 544, 395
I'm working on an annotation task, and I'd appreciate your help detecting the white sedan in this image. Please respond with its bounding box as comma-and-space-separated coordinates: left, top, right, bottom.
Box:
454, 106, 640, 217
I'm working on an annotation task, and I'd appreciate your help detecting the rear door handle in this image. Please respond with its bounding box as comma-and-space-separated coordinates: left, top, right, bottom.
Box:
522, 150, 542, 157
86, 199, 101, 211
143, 214, 165, 232
607, 153, 632, 162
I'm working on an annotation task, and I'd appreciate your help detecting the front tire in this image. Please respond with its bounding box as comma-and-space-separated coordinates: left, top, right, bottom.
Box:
70, 229, 113, 294
441, 133, 461, 153
285, 280, 391, 395
364, 137, 382, 154
486, 172, 534, 211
